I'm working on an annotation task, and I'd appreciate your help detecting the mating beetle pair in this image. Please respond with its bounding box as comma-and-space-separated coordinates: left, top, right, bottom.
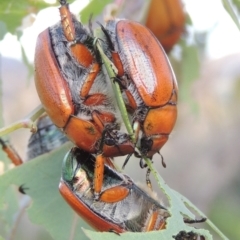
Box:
0, 116, 168, 232
0, 115, 205, 236
34, 0, 178, 199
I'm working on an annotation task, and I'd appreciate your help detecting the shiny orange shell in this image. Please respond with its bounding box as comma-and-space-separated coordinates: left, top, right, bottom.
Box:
34, 30, 74, 128
115, 20, 177, 107
59, 180, 125, 233
145, 0, 185, 53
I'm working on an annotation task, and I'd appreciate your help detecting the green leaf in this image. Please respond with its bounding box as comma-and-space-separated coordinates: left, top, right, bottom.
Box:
83, 227, 212, 240
80, 0, 112, 24
178, 40, 200, 112
222, 0, 240, 30
0, 186, 19, 238
0, 142, 91, 240
0, 21, 7, 40
83, 229, 169, 240
0, 0, 56, 34
232, 0, 240, 9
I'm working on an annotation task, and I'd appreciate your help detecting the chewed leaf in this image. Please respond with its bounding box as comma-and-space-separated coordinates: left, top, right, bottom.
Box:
0, 142, 90, 240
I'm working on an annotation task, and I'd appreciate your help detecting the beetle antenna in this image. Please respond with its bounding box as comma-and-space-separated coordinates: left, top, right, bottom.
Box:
158, 152, 166, 168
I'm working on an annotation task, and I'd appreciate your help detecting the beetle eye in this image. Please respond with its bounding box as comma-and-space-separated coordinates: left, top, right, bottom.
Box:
104, 138, 115, 146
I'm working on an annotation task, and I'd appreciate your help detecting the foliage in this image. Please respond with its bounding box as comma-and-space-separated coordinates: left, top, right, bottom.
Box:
0, 0, 238, 239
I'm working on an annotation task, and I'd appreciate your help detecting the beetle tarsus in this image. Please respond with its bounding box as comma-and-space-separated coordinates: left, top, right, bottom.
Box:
122, 153, 132, 169
146, 168, 152, 190
112, 76, 127, 90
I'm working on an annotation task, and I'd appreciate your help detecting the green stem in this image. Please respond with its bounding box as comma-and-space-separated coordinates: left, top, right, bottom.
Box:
222, 0, 240, 31
0, 105, 45, 137
95, 41, 134, 140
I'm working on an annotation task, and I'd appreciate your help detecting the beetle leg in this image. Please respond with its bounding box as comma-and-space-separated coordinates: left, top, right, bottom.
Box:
112, 76, 127, 90
59, 0, 96, 68
156, 217, 167, 230
100, 185, 129, 203
94, 154, 105, 200
92, 111, 116, 134
111, 51, 125, 77
146, 168, 152, 190
145, 211, 160, 231
96, 124, 117, 152
104, 157, 115, 169
92, 111, 104, 133
122, 153, 133, 169
59, 1, 75, 42
99, 23, 126, 77
143, 209, 168, 231
124, 90, 138, 110
95, 155, 130, 203
0, 138, 23, 166
83, 93, 108, 106
80, 63, 101, 98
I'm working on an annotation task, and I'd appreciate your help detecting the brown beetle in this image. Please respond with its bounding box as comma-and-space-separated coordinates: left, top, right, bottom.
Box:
145, 0, 185, 53
27, 114, 69, 160
59, 147, 169, 232
34, 1, 134, 199
100, 19, 178, 161
0, 138, 23, 166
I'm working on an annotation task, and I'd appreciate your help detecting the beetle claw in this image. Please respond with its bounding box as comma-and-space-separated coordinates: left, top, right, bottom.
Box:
122, 153, 132, 169
139, 158, 147, 168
